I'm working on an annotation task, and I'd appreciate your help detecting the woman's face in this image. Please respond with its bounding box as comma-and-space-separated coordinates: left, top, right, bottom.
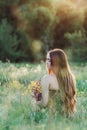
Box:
46, 53, 51, 69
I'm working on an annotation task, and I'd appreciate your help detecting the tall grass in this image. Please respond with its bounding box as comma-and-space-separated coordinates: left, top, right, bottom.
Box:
0, 61, 87, 130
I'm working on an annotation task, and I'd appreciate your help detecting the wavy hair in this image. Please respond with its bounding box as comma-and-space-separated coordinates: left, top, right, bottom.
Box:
47, 48, 76, 115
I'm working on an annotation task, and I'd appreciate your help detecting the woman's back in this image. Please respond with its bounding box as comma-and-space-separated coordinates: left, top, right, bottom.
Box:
36, 48, 76, 116
40, 74, 59, 107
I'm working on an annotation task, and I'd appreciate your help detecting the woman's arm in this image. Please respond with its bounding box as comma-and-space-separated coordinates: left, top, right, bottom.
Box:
36, 75, 50, 107
36, 74, 59, 107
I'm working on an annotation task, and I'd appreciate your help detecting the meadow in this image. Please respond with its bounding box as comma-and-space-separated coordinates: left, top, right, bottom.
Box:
0, 61, 87, 130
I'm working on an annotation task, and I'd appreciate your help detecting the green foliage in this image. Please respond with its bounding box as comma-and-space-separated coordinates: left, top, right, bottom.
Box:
0, 19, 19, 61
20, 6, 53, 39
0, 19, 31, 62
0, 0, 87, 62
0, 0, 19, 5
76, 79, 87, 96
0, 62, 87, 130
65, 31, 87, 62
83, 7, 87, 33
10, 3, 54, 61
51, 1, 84, 48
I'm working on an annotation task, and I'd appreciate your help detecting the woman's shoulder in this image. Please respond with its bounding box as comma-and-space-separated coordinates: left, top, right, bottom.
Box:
41, 74, 59, 90
41, 74, 50, 83
41, 74, 56, 81
49, 74, 59, 90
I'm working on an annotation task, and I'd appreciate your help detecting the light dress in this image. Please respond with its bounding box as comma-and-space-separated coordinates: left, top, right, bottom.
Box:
37, 73, 64, 114
41, 73, 59, 106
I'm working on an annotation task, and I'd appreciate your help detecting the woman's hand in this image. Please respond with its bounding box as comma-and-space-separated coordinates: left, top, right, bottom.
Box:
31, 89, 42, 101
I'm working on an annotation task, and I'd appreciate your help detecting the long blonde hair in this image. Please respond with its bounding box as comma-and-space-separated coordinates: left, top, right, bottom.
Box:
47, 48, 76, 115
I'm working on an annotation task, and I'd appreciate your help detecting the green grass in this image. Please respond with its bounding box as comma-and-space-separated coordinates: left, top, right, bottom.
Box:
0, 61, 87, 130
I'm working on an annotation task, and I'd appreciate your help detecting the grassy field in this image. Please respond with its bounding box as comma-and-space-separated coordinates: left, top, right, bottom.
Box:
0, 61, 87, 130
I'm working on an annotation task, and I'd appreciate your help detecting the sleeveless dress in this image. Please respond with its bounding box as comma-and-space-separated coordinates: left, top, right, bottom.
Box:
30, 74, 65, 114
40, 74, 65, 114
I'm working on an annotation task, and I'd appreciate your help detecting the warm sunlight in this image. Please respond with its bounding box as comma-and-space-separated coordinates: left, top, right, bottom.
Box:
77, 0, 87, 8
0, 0, 87, 129
52, 0, 87, 8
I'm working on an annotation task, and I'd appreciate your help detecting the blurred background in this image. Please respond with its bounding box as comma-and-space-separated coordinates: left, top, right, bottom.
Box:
0, 0, 87, 62
0, 1, 87, 130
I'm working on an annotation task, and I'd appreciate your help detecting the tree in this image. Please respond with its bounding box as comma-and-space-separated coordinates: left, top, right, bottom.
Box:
51, 2, 83, 48
0, 19, 29, 62
83, 7, 87, 35
65, 31, 87, 62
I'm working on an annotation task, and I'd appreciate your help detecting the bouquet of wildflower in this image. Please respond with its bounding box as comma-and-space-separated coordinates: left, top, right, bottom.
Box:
27, 80, 42, 101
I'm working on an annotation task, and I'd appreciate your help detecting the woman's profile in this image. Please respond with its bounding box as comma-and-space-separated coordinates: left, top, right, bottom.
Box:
34, 48, 76, 116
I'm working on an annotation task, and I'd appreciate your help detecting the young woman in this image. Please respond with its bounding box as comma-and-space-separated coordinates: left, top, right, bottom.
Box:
35, 48, 76, 116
